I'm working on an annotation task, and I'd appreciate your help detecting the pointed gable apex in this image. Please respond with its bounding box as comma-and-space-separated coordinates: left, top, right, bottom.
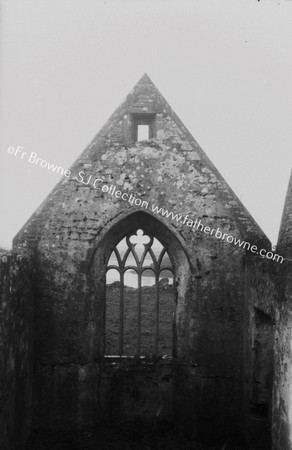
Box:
14, 74, 269, 248
278, 169, 292, 254
72, 73, 268, 242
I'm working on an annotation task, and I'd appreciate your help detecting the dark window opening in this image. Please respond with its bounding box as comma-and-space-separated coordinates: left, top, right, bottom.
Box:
249, 308, 274, 415
131, 113, 156, 141
105, 228, 175, 358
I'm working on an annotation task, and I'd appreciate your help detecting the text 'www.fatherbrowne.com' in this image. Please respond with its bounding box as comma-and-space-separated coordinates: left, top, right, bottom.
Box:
6, 147, 284, 264
151, 204, 283, 264
75, 172, 283, 264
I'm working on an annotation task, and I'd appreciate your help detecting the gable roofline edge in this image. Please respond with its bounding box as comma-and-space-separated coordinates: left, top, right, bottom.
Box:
13, 73, 269, 246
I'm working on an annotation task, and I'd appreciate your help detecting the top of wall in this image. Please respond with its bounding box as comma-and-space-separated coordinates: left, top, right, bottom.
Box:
278, 169, 292, 255
13, 73, 269, 249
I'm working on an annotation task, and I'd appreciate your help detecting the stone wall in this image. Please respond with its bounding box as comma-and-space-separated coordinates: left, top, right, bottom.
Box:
105, 284, 175, 357
0, 252, 35, 450
272, 262, 292, 450
243, 255, 278, 449
25, 203, 260, 440
272, 170, 292, 450
12, 74, 274, 444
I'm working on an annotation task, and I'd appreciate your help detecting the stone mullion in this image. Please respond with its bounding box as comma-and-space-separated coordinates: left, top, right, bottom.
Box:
119, 269, 124, 356
155, 272, 159, 357
137, 265, 142, 357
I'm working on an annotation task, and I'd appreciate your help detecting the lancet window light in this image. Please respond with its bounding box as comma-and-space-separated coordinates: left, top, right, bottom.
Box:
105, 229, 175, 357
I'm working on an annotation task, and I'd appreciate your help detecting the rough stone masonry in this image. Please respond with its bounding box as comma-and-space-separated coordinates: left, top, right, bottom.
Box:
1, 74, 292, 449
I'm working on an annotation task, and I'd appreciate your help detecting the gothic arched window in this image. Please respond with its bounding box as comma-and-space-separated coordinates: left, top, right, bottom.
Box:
105, 229, 176, 358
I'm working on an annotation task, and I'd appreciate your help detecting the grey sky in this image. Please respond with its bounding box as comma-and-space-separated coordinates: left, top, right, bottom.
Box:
1, 0, 291, 248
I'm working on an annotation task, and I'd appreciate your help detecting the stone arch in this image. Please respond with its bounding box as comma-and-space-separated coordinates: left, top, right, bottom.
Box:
86, 210, 192, 360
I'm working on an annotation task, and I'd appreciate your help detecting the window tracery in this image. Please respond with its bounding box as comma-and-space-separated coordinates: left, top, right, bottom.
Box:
105, 229, 175, 357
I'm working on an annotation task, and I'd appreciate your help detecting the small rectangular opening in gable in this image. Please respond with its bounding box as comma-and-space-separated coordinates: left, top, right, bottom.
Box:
129, 113, 156, 142
137, 124, 149, 141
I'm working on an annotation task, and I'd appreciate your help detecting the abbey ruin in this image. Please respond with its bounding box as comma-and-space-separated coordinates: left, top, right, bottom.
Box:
1, 74, 291, 449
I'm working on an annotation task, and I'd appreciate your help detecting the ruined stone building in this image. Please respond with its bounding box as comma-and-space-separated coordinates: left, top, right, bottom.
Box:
0, 74, 292, 449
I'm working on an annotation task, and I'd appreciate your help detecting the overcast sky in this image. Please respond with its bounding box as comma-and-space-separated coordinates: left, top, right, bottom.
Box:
0, 0, 291, 249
